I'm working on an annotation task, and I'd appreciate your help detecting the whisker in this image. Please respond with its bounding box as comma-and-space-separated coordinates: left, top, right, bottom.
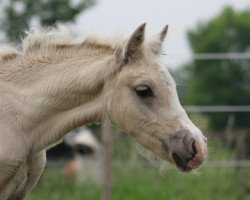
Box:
192, 169, 201, 176
136, 143, 167, 171
175, 83, 188, 86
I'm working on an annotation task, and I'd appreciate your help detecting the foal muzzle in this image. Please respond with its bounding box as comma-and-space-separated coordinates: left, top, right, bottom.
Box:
162, 129, 207, 172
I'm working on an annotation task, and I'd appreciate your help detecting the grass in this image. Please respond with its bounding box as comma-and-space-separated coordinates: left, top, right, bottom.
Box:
26, 163, 250, 200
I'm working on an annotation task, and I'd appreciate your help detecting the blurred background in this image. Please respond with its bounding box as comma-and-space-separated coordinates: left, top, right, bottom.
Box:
0, 0, 249, 199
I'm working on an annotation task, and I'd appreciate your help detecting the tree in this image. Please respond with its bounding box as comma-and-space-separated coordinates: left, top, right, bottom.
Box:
181, 7, 250, 129
0, 0, 95, 42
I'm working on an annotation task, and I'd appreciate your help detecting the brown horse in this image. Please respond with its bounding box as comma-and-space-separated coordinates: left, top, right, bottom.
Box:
0, 23, 207, 199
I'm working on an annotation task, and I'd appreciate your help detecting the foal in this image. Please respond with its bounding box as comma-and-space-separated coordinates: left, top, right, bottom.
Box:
0, 23, 207, 199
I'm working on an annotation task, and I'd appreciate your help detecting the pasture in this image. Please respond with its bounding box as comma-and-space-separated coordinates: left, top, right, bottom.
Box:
27, 135, 250, 200
26, 163, 250, 200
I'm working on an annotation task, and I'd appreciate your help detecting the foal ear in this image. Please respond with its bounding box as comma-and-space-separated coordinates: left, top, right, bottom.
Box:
159, 25, 168, 42
115, 23, 146, 68
150, 25, 168, 55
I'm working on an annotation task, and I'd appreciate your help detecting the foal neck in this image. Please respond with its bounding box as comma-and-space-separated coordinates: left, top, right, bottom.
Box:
1, 53, 116, 153
0, 27, 120, 152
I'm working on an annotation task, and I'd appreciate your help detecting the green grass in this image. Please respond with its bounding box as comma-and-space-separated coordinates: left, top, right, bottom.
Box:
26, 168, 100, 200
26, 164, 250, 200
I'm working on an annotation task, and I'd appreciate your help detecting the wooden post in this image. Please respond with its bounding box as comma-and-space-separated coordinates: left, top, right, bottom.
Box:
235, 129, 247, 199
102, 123, 112, 200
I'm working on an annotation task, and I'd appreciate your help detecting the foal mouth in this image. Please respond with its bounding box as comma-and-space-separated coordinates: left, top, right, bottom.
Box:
172, 153, 192, 172
172, 140, 205, 172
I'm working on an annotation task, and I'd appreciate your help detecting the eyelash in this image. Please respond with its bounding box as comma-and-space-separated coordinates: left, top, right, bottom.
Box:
135, 85, 153, 98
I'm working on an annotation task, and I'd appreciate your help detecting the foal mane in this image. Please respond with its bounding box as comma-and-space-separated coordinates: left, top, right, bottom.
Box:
0, 24, 163, 76
0, 24, 121, 67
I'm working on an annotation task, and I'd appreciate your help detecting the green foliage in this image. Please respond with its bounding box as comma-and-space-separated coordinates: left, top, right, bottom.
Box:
0, 0, 95, 42
181, 6, 250, 129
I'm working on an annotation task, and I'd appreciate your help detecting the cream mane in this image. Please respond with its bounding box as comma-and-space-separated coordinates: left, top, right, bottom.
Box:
22, 24, 121, 52
0, 46, 21, 63
0, 24, 161, 68
0, 24, 124, 66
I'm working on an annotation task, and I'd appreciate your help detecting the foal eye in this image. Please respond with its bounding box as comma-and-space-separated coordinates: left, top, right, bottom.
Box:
135, 85, 153, 98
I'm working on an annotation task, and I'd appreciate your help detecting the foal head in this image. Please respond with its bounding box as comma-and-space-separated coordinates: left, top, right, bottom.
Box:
108, 23, 207, 172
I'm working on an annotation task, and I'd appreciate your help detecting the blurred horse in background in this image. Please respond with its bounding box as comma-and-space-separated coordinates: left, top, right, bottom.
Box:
0, 23, 207, 199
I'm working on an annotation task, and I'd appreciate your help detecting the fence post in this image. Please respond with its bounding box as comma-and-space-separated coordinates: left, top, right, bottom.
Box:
102, 123, 112, 200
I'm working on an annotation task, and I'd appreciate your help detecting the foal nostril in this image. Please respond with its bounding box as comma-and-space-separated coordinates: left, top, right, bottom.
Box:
192, 140, 197, 155
184, 135, 196, 155
187, 141, 197, 162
